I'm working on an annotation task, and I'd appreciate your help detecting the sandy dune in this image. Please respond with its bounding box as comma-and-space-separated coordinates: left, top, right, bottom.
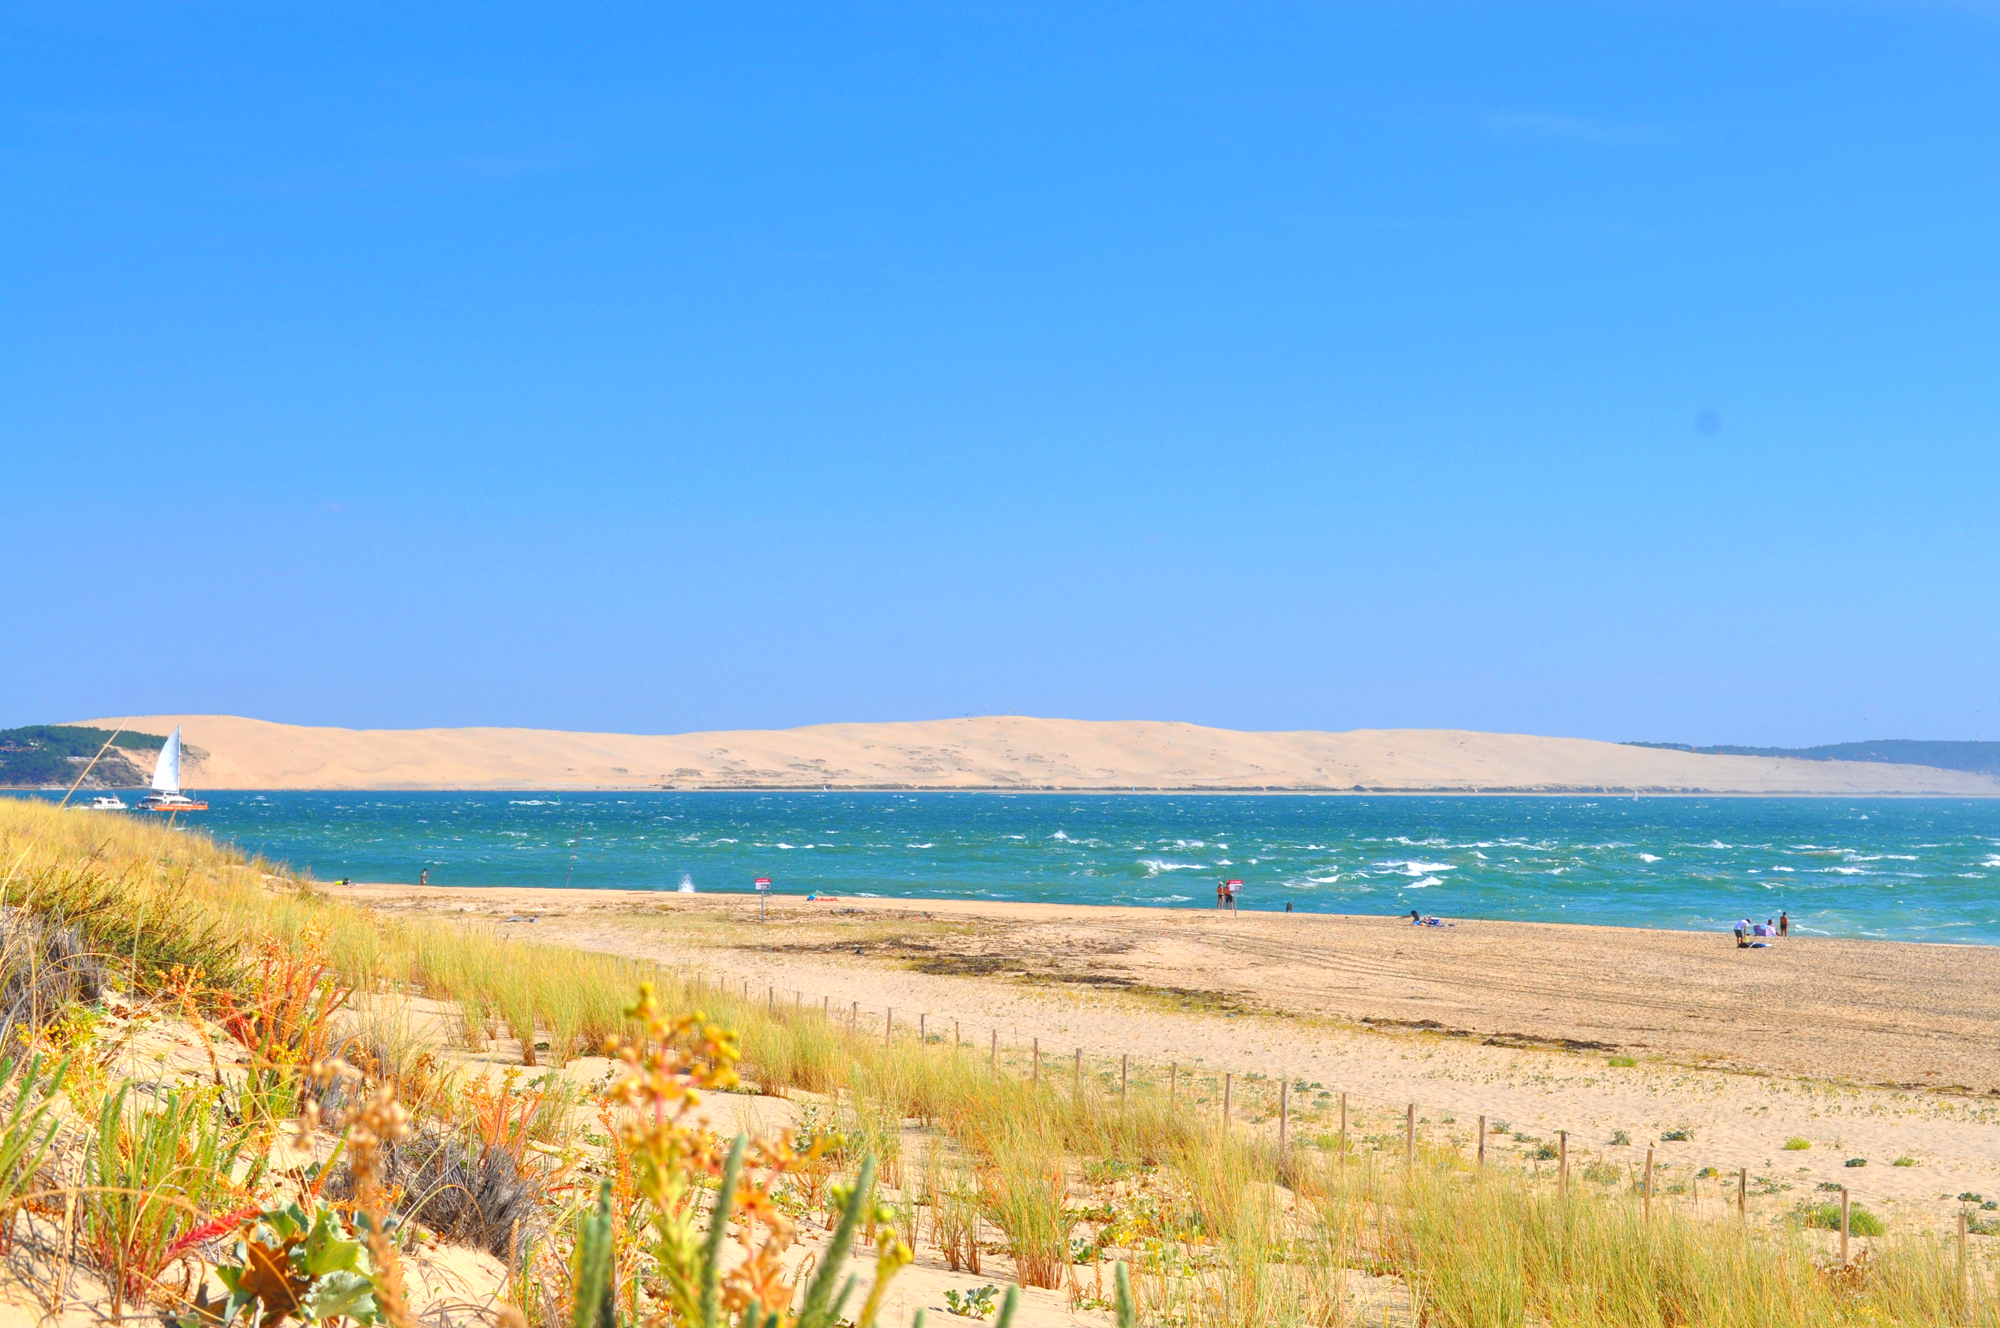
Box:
69, 713, 2000, 794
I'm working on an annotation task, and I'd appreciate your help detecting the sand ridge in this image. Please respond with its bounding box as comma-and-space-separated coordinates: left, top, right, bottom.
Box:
66, 713, 2000, 794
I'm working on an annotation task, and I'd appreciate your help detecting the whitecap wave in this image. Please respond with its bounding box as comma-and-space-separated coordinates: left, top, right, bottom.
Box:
1638, 853, 1661, 863
907, 842, 935, 849
1142, 894, 1192, 903
1377, 859, 1456, 875
1405, 876, 1441, 888
1140, 858, 1208, 875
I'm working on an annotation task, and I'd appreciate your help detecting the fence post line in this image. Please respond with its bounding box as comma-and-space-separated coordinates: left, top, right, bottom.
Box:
1405, 1104, 1416, 1170
1279, 1080, 1289, 1157
1477, 1115, 1486, 1171
1223, 1074, 1232, 1129
955, 1020, 961, 1051
1738, 1168, 1747, 1224
1644, 1148, 1654, 1220
850, 1000, 858, 1033
823, 995, 829, 1017
1840, 1187, 1850, 1266
1558, 1131, 1568, 1197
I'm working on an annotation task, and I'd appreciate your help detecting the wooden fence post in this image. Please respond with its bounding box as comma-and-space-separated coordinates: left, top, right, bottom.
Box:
1074, 1047, 1082, 1096
1644, 1147, 1654, 1220
1406, 1104, 1415, 1170
1738, 1168, 1747, 1224
885, 1008, 893, 1048
1032, 1038, 1039, 1086
955, 1020, 960, 1051
1958, 1211, 1969, 1301
920, 1013, 927, 1043
1223, 1074, 1232, 1128
1840, 1187, 1850, 1266
767, 986, 774, 1014
1558, 1131, 1568, 1197
990, 1029, 997, 1073
850, 1000, 857, 1033
1477, 1115, 1486, 1171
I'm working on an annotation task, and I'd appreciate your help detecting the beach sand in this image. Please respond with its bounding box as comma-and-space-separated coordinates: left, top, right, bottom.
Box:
336, 884, 2000, 1232
70, 713, 2000, 794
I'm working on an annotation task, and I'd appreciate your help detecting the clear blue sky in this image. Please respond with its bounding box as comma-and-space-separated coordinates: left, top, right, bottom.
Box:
6, 3, 1997, 745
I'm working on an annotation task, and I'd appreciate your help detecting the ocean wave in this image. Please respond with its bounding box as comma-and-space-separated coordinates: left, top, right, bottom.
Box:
1377, 859, 1456, 875
1051, 830, 1070, 841
1405, 876, 1441, 888
1818, 866, 1867, 875
776, 843, 795, 849
1140, 858, 1208, 875
1142, 894, 1192, 903
1216, 859, 1233, 866
509, 799, 558, 806
907, 842, 935, 849
1637, 853, 1661, 863
1772, 866, 1795, 872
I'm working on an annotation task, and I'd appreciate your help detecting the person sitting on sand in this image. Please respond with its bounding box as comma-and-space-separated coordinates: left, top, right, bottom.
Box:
1411, 909, 1423, 925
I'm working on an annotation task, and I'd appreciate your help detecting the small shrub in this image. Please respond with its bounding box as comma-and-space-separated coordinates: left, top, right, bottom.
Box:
1891, 1156, 1916, 1167
1608, 1055, 1637, 1068
1783, 1136, 1812, 1150
1610, 1129, 1632, 1146
1798, 1201, 1886, 1236
1845, 1157, 1867, 1168
1661, 1128, 1694, 1142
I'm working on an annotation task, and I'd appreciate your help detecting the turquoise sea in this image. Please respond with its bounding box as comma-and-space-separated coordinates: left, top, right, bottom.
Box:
40, 791, 2000, 944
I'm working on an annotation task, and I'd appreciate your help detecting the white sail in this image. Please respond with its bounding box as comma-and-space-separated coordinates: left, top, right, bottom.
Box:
152, 727, 182, 794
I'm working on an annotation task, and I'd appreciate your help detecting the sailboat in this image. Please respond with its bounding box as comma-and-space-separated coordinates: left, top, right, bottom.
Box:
137, 727, 208, 811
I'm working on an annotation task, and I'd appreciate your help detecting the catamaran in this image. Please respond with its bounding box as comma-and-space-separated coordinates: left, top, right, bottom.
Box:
137, 726, 208, 811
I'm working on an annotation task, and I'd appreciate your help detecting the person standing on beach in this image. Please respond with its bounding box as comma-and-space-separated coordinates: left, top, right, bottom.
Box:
1779, 911, 1790, 936
1216, 880, 1227, 910
420, 867, 430, 886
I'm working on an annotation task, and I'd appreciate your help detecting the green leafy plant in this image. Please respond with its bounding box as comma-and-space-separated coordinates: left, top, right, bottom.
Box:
1782, 1136, 1811, 1150
182, 1201, 397, 1327
1660, 1128, 1693, 1142
1608, 1056, 1637, 1068
1843, 1157, 1866, 1168
942, 1285, 999, 1319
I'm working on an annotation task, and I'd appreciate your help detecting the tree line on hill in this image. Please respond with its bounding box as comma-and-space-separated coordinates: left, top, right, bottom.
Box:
0, 726, 167, 787
1623, 739, 2000, 776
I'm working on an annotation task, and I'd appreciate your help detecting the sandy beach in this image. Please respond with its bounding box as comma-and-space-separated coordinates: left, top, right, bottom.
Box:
334, 882, 2000, 1233
70, 713, 2000, 794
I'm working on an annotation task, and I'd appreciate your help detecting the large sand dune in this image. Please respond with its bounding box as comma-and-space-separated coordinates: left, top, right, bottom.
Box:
65, 713, 2000, 794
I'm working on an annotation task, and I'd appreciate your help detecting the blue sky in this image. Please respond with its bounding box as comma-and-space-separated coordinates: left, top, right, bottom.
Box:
5, 3, 1997, 745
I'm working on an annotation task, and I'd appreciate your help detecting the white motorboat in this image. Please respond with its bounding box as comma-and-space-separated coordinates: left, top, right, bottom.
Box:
137, 727, 208, 811
86, 795, 128, 811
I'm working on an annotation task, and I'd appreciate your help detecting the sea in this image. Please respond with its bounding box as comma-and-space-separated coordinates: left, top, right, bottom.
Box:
35, 791, 2000, 945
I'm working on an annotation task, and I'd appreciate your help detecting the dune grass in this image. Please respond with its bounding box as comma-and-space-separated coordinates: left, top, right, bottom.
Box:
5, 795, 2000, 1327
